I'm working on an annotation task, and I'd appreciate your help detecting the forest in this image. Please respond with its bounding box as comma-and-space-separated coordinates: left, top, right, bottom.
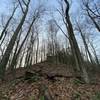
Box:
0, 0, 100, 100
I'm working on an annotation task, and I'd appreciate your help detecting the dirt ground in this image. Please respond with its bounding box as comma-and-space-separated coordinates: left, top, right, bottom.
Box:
0, 63, 100, 100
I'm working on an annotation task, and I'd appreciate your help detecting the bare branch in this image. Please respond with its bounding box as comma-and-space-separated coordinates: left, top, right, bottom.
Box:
17, 0, 25, 13
54, 20, 69, 39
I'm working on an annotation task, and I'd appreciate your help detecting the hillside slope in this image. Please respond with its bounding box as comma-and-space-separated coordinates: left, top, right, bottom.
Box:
0, 63, 100, 100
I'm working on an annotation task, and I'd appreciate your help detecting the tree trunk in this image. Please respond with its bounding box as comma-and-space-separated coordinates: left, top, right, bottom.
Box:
64, 0, 90, 83
0, 6, 18, 40
36, 36, 39, 64
0, 0, 30, 80
76, 22, 94, 64
10, 16, 36, 73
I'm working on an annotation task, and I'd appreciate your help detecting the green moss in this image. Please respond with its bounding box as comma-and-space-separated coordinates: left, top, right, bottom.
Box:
92, 92, 100, 100
73, 78, 84, 85
29, 96, 34, 100
72, 92, 81, 100
40, 95, 45, 100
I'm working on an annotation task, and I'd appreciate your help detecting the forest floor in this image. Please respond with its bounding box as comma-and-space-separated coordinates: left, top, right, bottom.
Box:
0, 63, 100, 100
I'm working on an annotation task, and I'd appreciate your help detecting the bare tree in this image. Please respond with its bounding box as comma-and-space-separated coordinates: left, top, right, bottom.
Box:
0, 5, 18, 41
47, 20, 58, 57
75, 21, 94, 64
9, 15, 37, 74
25, 31, 36, 67
89, 41, 100, 65
35, 27, 39, 64
82, 0, 100, 32
63, 0, 90, 83
0, 0, 30, 80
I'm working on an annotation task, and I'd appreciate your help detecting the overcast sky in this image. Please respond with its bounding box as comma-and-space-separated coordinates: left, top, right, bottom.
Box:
0, 0, 100, 57
0, 0, 81, 14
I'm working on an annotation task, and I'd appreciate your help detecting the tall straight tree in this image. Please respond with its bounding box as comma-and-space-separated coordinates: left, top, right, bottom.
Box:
64, 0, 90, 83
75, 21, 94, 64
10, 14, 38, 73
0, 0, 31, 80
